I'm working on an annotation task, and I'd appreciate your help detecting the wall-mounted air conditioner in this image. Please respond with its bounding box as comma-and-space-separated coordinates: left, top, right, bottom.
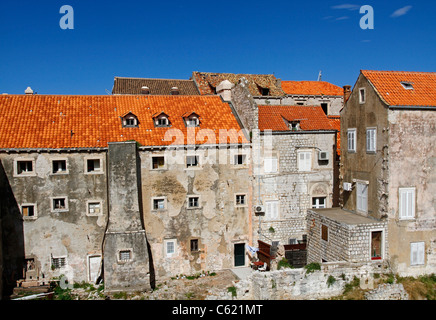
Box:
343, 182, 353, 191
318, 151, 329, 161
253, 205, 265, 216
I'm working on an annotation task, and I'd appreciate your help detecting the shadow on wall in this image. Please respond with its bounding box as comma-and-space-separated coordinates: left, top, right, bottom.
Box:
0, 160, 25, 299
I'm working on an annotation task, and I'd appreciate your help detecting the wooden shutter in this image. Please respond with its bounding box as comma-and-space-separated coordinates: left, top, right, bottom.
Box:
411, 242, 425, 265
399, 188, 415, 219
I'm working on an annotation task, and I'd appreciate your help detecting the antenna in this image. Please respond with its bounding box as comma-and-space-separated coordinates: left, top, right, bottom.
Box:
105, 89, 111, 95
318, 70, 322, 81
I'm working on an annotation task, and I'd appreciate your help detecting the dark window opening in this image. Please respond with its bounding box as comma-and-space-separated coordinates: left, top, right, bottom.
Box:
52, 160, 67, 173
190, 239, 199, 252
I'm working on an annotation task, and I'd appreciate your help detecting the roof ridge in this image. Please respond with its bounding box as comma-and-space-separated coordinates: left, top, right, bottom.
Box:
114, 77, 193, 81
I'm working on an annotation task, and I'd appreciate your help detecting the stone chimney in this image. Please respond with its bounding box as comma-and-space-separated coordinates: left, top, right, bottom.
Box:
25, 87, 34, 95
216, 80, 234, 101
343, 85, 352, 102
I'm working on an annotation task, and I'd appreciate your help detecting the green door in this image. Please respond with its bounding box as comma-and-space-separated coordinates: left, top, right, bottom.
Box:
234, 243, 245, 267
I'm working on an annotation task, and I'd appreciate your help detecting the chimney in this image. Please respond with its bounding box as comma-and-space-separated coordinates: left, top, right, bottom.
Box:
343, 85, 351, 103
25, 87, 34, 95
216, 80, 234, 102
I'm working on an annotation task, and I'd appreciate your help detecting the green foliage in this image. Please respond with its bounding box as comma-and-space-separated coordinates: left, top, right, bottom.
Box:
227, 286, 237, 298
277, 258, 292, 270
327, 275, 336, 288
304, 262, 321, 274
343, 276, 360, 295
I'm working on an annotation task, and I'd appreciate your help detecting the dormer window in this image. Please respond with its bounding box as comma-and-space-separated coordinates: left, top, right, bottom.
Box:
401, 82, 414, 90
183, 112, 200, 127
289, 121, 301, 131
261, 87, 270, 96
171, 87, 179, 95
152, 112, 170, 127
121, 112, 139, 128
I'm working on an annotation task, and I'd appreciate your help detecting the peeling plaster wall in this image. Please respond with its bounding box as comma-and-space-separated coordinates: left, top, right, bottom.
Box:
0, 152, 107, 283
387, 109, 436, 276
140, 146, 251, 279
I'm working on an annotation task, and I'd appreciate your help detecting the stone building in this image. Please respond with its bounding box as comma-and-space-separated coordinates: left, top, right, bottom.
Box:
308, 70, 436, 276
281, 80, 344, 115
227, 78, 339, 249
0, 94, 250, 293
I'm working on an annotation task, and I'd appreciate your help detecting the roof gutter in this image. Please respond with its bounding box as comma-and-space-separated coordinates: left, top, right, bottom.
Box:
388, 105, 436, 110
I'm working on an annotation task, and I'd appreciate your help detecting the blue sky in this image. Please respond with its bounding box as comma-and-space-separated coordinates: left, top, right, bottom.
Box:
0, 0, 435, 95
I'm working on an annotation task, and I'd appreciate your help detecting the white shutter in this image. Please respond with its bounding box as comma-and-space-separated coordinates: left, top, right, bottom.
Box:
357, 183, 368, 213
411, 242, 425, 265
264, 158, 277, 173
265, 200, 279, 220
348, 129, 356, 152
298, 152, 311, 172
399, 188, 415, 219
366, 128, 376, 152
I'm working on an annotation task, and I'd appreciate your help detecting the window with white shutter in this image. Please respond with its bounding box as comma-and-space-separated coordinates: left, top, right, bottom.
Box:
399, 188, 415, 220
356, 182, 368, 213
264, 158, 278, 173
347, 129, 356, 152
410, 242, 425, 266
298, 151, 312, 172
366, 128, 376, 153
265, 200, 279, 220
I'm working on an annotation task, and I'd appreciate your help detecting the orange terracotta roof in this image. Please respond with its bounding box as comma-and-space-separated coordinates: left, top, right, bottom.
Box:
362, 70, 436, 107
0, 95, 248, 150
258, 105, 337, 132
281, 81, 343, 96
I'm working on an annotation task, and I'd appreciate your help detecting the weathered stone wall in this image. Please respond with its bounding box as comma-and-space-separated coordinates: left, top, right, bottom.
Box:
104, 142, 152, 292
230, 78, 259, 133
253, 132, 336, 245
140, 146, 251, 279
387, 109, 436, 276
307, 209, 388, 264
0, 151, 107, 284
208, 262, 388, 300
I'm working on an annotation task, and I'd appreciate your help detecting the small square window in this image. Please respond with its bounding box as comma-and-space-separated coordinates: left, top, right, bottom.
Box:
119, 250, 132, 262
190, 239, 199, 252
188, 196, 200, 209
52, 197, 68, 212
235, 194, 246, 206
17, 160, 33, 175
88, 202, 102, 216
87, 159, 102, 173
21, 204, 36, 218
186, 156, 199, 168
312, 197, 326, 209
52, 160, 67, 174
234, 154, 246, 165
52, 257, 66, 269
152, 156, 165, 169
153, 198, 166, 210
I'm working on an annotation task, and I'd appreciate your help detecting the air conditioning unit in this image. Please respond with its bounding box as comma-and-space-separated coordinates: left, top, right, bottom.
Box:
253, 205, 265, 215
343, 182, 353, 191
318, 151, 329, 161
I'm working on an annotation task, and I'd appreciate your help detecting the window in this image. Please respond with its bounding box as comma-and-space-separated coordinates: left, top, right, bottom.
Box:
187, 196, 200, 209
52, 256, 66, 269
52, 197, 68, 212
371, 231, 383, 260
235, 194, 247, 206
399, 187, 415, 220
410, 242, 425, 266
87, 202, 102, 216
118, 250, 132, 262
122, 113, 139, 128
184, 113, 200, 127
359, 88, 366, 104
152, 198, 166, 210
356, 182, 368, 213
86, 159, 102, 173
347, 129, 356, 152
186, 155, 199, 168
289, 121, 300, 131
261, 87, 270, 96
21, 204, 36, 219
321, 103, 328, 115
17, 160, 34, 175
401, 82, 414, 90
52, 160, 67, 174
298, 151, 312, 172
265, 200, 279, 220
152, 156, 165, 169
190, 239, 199, 252
321, 225, 328, 242
264, 158, 278, 173
164, 239, 177, 257
234, 154, 246, 165
366, 128, 376, 153
312, 197, 326, 209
